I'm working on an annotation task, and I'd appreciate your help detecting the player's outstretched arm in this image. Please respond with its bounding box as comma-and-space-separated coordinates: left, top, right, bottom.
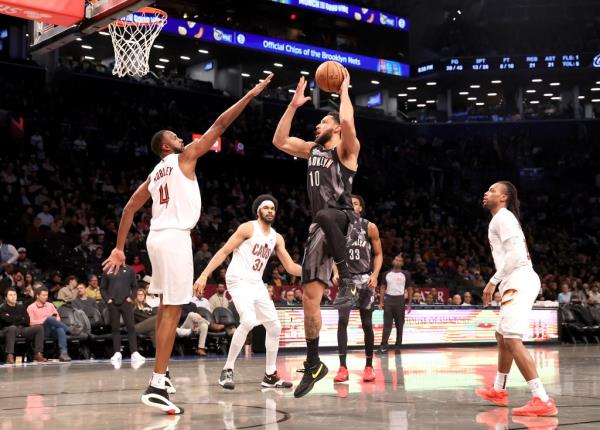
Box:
193, 222, 253, 293
180, 74, 273, 168
102, 179, 150, 274
272, 76, 315, 159
368, 222, 383, 289
274, 234, 302, 276
337, 67, 360, 163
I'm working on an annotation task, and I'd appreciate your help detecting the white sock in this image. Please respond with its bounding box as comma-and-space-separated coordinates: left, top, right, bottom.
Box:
150, 372, 166, 389
493, 372, 509, 391
265, 350, 277, 375
527, 378, 549, 402
224, 324, 251, 371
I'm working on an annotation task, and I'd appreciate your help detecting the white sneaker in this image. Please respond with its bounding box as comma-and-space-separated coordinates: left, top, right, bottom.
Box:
176, 328, 191, 337
131, 351, 146, 362
110, 352, 122, 362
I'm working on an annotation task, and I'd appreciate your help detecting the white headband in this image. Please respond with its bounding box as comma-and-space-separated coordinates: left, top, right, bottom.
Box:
257, 200, 275, 214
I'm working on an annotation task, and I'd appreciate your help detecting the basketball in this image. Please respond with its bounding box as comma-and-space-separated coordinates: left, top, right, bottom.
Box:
315, 61, 345, 93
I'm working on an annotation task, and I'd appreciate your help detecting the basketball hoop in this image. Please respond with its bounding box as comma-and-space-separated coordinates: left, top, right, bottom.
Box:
108, 7, 167, 77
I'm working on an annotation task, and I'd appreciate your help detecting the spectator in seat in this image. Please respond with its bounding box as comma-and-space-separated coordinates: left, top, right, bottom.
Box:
133, 288, 157, 348
267, 285, 276, 302
491, 291, 502, 306
412, 291, 425, 305
100, 264, 145, 363
27, 287, 71, 361
0, 288, 46, 363
0, 236, 19, 266
558, 283, 572, 305
14, 247, 36, 273
452, 294, 462, 305
190, 286, 211, 311
141, 275, 160, 308
175, 311, 209, 357
271, 268, 283, 287
47, 271, 63, 299
57, 275, 79, 303
131, 255, 146, 277
280, 289, 297, 307
36, 204, 54, 227
588, 284, 600, 306
294, 288, 303, 303
209, 283, 230, 310
430, 288, 444, 304
72, 283, 99, 317
462, 291, 473, 306
424, 292, 435, 305
86, 275, 102, 301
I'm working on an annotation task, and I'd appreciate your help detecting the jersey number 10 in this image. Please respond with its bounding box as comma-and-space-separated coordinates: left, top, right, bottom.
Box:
309, 171, 320, 187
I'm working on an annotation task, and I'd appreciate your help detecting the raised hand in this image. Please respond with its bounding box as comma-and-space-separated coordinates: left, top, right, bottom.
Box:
338, 67, 350, 94
248, 73, 274, 97
290, 76, 312, 108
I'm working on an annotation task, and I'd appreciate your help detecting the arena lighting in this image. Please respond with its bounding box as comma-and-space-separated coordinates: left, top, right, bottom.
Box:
159, 58, 169, 63
153, 44, 164, 49
467, 97, 477, 100
398, 93, 408, 97
331, 94, 339, 98
371, 80, 380, 84
155, 64, 165, 69
530, 100, 540, 104
288, 89, 295, 93
551, 97, 561, 100
426, 82, 436, 86
526, 89, 536, 93
592, 99, 600, 103
476, 102, 484, 106
417, 103, 426, 107
596, 81, 600, 84
407, 98, 417, 102
543, 93, 553, 97
259, 79, 264, 82
578, 96, 586, 99
241, 73, 250, 77
459, 91, 469, 95
426, 100, 436, 104
549, 82, 560, 86
300, 71, 309, 75
180, 56, 191, 60
457, 9, 462, 14
591, 88, 600, 91
83, 56, 95, 60
407, 86, 417, 90
470, 84, 480, 88
274, 62, 283, 67
76, 37, 82, 41
263, 70, 272, 74
531, 78, 542, 82
487, 93, 497, 96
491, 80, 502, 84
198, 49, 209, 54
98, 31, 109, 36
81, 44, 92, 50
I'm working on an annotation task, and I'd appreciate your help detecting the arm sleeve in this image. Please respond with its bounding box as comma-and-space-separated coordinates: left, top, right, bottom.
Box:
490, 236, 529, 285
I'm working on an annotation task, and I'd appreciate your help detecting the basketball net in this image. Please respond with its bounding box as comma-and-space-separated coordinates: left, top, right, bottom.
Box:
108, 7, 167, 77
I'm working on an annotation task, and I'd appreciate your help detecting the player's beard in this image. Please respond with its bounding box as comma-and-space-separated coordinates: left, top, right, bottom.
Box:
315, 129, 333, 145
259, 212, 275, 225
170, 142, 184, 154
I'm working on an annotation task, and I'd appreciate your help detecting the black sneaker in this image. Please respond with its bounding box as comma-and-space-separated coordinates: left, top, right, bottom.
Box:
261, 371, 293, 388
377, 345, 388, 354
165, 371, 176, 394
219, 368, 235, 390
293, 361, 328, 398
333, 278, 357, 310
141, 385, 184, 415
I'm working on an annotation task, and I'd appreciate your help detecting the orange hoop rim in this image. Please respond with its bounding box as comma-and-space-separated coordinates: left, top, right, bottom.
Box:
109, 7, 168, 28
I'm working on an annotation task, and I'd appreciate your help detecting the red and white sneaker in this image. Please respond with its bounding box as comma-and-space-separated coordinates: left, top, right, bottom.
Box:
334, 366, 349, 383
362, 366, 375, 382
475, 408, 509, 430
512, 397, 558, 417
475, 386, 508, 406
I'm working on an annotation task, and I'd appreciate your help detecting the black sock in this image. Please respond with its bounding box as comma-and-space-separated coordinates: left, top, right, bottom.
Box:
306, 337, 320, 366
366, 355, 373, 367
339, 354, 347, 367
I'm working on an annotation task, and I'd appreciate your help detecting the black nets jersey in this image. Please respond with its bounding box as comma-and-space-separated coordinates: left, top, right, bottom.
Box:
306, 145, 355, 219
346, 216, 371, 274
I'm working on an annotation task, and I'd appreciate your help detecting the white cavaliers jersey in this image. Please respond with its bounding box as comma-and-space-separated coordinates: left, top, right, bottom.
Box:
226, 221, 277, 281
148, 153, 201, 231
488, 208, 532, 275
